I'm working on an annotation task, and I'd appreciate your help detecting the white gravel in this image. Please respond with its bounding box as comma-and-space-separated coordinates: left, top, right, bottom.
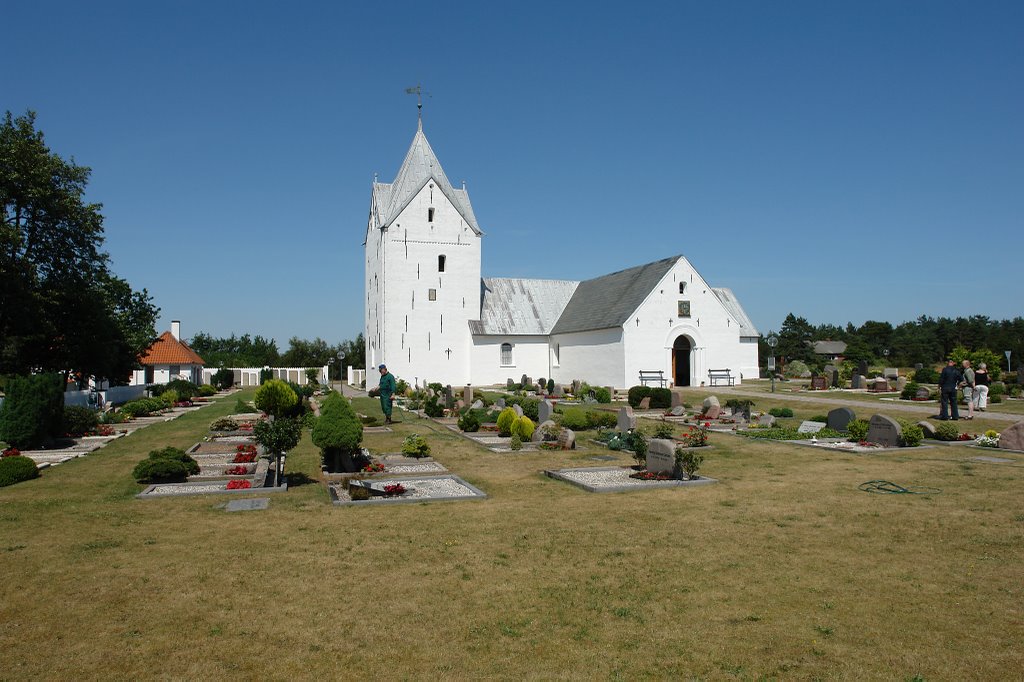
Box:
331, 476, 480, 502
147, 483, 229, 495
386, 462, 446, 474
555, 468, 665, 489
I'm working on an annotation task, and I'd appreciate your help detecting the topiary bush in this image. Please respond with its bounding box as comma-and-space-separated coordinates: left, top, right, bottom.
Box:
146, 447, 200, 475
547, 378, 555, 394
0, 456, 40, 487
165, 379, 200, 400
768, 407, 794, 418
254, 379, 298, 418
198, 385, 217, 397
458, 411, 481, 432
626, 430, 648, 459
210, 417, 239, 431
934, 422, 959, 441
627, 386, 652, 408
503, 396, 539, 421
212, 368, 234, 390
653, 423, 675, 439
509, 434, 523, 451
783, 360, 811, 378
913, 367, 939, 384
511, 415, 535, 441
496, 407, 518, 437
809, 415, 828, 424
62, 405, 99, 436
649, 388, 672, 409
586, 410, 618, 429
847, 419, 870, 441
423, 395, 444, 417
312, 393, 363, 471
898, 419, 924, 447
132, 457, 189, 484
0, 373, 65, 449
557, 408, 589, 431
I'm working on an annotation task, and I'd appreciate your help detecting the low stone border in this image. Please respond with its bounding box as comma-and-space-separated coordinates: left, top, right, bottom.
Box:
785, 438, 935, 454
544, 466, 717, 493
444, 424, 540, 452
136, 476, 286, 499
328, 474, 487, 506
965, 443, 1024, 455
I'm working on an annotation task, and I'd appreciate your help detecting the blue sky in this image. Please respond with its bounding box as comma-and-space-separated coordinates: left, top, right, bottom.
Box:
6, 1, 1022, 351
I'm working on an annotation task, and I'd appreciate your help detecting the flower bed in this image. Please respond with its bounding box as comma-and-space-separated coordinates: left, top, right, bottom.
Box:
226, 480, 251, 490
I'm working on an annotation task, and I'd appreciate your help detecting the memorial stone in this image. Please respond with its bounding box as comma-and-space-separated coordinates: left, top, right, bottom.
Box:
495, 398, 506, 409
557, 428, 576, 450
445, 386, 455, 410
513, 404, 524, 417
507, 378, 515, 388
538, 400, 553, 424
797, 420, 826, 434
896, 376, 908, 393
915, 386, 930, 400
858, 360, 869, 377
917, 420, 937, 439
826, 407, 855, 432
463, 386, 473, 405
572, 380, 581, 395
998, 421, 1024, 451
521, 374, 528, 386
758, 413, 776, 427
866, 414, 902, 447
869, 377, 889, 392
552, 384, 565, 397
671, 389, 686, 408
914, 363, 923, 370
639, 397, 651, 410
646, 439, 675, 474
471, 399, 484, 410
617, 407, 636, 431
885, 367, 899, 379
831, 370, 840, 388
533, 420, 557, 442
670, 405, 686, 416
702, 396, 721, 419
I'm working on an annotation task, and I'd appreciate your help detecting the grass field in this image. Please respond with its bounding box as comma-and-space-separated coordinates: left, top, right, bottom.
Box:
2, 388, 1023, 679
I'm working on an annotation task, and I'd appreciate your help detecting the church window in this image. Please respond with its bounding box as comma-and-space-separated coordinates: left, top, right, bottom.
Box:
678, 301, 691, 318
679, 282, 686, 294
552, 343, 560, 366
428, 207, 435, 223
429, 289, 437, 301
500, 343, 513, 366
438, 255, 446, 272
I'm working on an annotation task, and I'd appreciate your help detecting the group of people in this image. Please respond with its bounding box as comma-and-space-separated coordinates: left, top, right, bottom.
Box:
938, 358, 991, 421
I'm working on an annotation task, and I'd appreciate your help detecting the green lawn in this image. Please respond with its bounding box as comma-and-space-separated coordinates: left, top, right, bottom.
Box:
1, 388, 1022, 678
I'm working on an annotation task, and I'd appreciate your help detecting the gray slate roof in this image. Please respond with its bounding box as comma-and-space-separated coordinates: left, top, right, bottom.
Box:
550, 256, 681, 335
470, 278, 579, 335
711, 288, 759, 337
371, 122, 481, 234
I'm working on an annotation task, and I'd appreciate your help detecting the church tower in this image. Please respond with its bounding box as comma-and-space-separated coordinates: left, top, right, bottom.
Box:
364, 120, 483, 389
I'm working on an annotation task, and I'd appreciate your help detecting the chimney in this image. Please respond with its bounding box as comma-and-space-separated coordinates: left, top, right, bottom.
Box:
171, 320, 181, 340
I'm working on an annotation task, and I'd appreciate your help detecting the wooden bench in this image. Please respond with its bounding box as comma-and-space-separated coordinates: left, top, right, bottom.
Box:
638, 370, 666, 387
707, 369, 734, 386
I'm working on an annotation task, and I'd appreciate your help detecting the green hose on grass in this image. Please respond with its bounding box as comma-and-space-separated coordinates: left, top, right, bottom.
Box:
859, 480, 942, 495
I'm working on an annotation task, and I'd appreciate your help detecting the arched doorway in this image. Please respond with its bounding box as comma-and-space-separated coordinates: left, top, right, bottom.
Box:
672, 335, 692, 387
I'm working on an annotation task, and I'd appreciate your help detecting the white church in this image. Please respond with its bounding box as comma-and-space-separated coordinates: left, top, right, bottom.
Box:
364, 119, 759, 391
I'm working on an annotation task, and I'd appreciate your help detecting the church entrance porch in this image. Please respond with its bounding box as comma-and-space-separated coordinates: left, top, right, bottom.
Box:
672, 335, 692, 387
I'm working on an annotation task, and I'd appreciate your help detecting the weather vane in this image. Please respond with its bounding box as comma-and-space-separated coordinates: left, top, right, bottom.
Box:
405, 84, 430, 122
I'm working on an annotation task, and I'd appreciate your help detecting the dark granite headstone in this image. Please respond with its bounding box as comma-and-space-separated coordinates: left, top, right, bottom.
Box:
914, 363, 923, 370
827, 407, 855, 432
866, 414, 902, 447
917, 420, 937, 439
445, 385, 455, 409
831, 370, 840, 388
507, 378, 515, 388
915, 386, 930, 400
858, 360, 869, 377
998, 421, 1024, 451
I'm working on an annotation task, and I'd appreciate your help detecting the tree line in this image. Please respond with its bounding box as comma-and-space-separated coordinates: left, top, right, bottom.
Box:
764, 313, 1024, 376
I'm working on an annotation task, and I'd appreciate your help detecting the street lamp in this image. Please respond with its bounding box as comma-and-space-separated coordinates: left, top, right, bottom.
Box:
766, 334, 778, 393
337, 351, 346, 388
1005, 350, 1012, 374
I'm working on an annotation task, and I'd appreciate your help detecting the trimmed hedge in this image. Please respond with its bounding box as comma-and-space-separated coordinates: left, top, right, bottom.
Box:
0, 456, 40, 487
627, 386, 651, 408
0, 373, 64, 449
63, 405, 99, 436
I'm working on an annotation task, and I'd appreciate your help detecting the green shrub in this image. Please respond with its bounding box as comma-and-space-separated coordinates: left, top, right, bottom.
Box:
649, 388, 672, 409
62, 405, 99, 436
847, 419, 870, 441
934, 422, 959, 441
133, 457, 190, 483
234, 398, 258, 413
396, 379, 409, 395
211, 368, 234, 390
809, 415, 828, 424
653, 423, 675, 439
428, 382, 444, 394
401, 434, 431, 458
547, 379, 555, 394
675, 446, 704, 479
898, 419, 923, 447
160, 390, 179, 406
627, 386, 652, 408
254, 379, 298, 418
458, 411, 481, 432
509, 434, 523, 451
99, 410, 128, 425
626, 430, 648, 459
120, 398, 163, 417
198, 384, 217, 397
301, 411, 316, 429
587, 410, 618, 430
990, 382, 1006, 397
0, 373, 65, 449
592, 386, 611, 404
725, 398, 755, 412
503, 396, 539, 421
210, 417, 239, 431
768, 407, 794, 418
423, 395, 444, 418
0, 456, 39, 487
165, 379, 200, 400
557, 408, 589, 431
901, 381, 920, 400
511, 416, 535, 440
914, 367, 939, 384
254, 417, 302, 454
496, 407, 518, 436
783, 360, 810, 378
311, 393, 362, 462
146, 447, 200, 476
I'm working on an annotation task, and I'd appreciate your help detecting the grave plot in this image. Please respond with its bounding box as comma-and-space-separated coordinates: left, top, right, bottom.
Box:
544, 466, 717, 493
325, 452, 448, 478
445, 424, 540, 452
328, 475, 487, 505
137, 441, 275, 498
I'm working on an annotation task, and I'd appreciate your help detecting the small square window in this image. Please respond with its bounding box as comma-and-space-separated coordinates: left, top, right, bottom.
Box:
428, 289, 437, 301
677, 301, 691, 318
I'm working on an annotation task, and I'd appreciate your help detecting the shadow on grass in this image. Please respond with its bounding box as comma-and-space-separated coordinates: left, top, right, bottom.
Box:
285, 472, 318, 487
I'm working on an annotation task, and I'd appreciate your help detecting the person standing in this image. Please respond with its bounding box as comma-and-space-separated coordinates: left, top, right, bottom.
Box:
377, 364, 397, 425
961, 359, 976, 420
938, 359, 961, 421
973, 363, 991, 412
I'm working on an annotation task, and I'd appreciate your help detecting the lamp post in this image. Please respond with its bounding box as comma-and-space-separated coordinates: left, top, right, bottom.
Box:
1005, 350, 1012, 374
337, 351, 346, 390
767, 334, 778, 393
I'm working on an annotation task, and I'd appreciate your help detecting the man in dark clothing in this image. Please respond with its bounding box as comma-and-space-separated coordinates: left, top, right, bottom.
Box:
377, 364, 397, 425
937, 359, 961, 420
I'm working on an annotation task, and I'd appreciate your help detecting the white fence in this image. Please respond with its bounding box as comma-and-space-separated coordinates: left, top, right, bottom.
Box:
201, 366, 329, 387
64, 385, 146, 408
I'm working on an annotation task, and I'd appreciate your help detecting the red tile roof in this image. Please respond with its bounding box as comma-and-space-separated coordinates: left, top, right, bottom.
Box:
139, 331, 206, 366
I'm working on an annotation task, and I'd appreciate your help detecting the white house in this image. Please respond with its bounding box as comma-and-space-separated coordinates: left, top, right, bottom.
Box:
131, 321, 206, 386
365, 121, 758, 390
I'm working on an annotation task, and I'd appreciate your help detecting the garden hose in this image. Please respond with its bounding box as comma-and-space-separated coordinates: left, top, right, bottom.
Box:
858, 480, 942, 495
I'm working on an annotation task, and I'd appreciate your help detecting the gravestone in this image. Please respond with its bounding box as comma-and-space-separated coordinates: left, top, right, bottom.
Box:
557, 428, 576, 450
671, 390, 686, 408
914, 363, 923, 370
823, 364, 837, 376
455, 399, 465, 411
1018, 367, 1024, 385
512, 404, 524, 417
638, 397, 651, 410
885, 367, 899, 379
538, 400, 553, 424
702, 396, 721, 419
525, 377, 533, 387
495, 398, 506, 409
471, 399, 484, 410
869, 377, 889, 392
533, 420, 557, 442
858, 360, 869, 377
670, 405, 686, 416
896, 376, 908, 393
831, 370, 840, 388
758, 413, 776, 427
850, 374, 862, 389
810, 376, 828, 391
445, 385, 454, 409
617, 407, 636, 432
797, 420, 826, 434
552, 384, 565, 398
827, 407, 855, 432
866, 414, 902, 447
463, 386, 473, 405
998, 421, 1024, 451
915, 386, 930, 400
521, 374, 528, 386
917, 420, 937, 439
507, 378, 515, 388
646, 439, 675, 474
572, 379, 581, 395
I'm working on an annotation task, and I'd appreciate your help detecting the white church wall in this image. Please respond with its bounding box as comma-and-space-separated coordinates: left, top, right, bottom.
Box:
550, 328, 625, 388
470, 336, 550, 386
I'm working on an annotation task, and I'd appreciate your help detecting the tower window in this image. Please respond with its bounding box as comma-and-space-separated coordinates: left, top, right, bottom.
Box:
679, 282, 686, 294
438, 255, 446, 272
429, 288, 437, 301
500, 343, 513, 366
428, 207, 434, 222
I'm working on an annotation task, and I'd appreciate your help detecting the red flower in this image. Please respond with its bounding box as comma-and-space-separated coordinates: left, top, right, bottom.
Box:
226, 480, 251, 490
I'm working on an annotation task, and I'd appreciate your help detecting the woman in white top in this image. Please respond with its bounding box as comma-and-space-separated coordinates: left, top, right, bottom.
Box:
973, 363, 990, 411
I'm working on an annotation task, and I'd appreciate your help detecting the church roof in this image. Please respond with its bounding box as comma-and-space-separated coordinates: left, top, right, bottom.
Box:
372, 122, 481, 235
712, 288, 760, 337
551, 256, 682, 335
470, 278, 579, 335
